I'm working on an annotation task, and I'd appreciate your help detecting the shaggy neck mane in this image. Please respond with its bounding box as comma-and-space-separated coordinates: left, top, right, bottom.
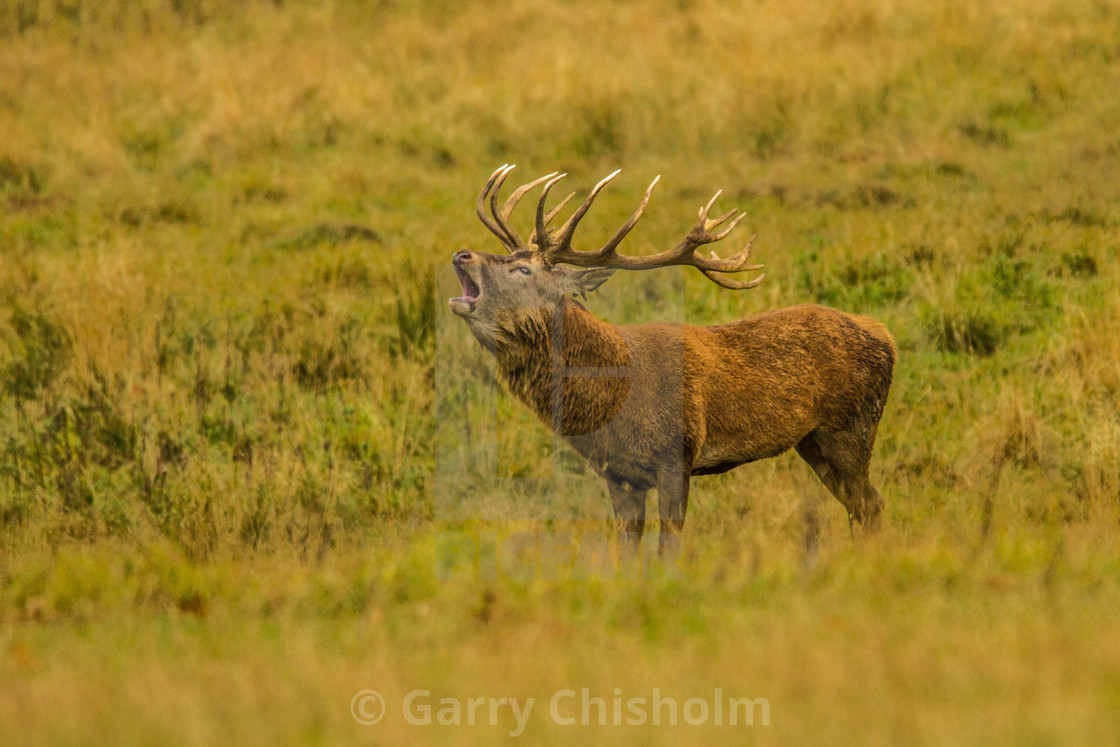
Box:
494, 297, 630, 436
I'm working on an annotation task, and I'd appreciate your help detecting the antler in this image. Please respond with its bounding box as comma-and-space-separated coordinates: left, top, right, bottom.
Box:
477, 165, 766, 290
476, 164, 558, 253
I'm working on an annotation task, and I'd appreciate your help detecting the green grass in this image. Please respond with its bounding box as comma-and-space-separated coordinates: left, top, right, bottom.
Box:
1, 0, 1120, 743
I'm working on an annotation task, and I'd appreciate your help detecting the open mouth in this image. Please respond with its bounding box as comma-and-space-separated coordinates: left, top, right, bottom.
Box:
450, 266, 481, 311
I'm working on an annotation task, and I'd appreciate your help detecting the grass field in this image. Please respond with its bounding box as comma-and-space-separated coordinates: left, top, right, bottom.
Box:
1, 0, 1119, 743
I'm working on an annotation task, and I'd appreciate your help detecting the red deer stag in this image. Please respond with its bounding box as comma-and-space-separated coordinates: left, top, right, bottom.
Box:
450, 165, 895, 555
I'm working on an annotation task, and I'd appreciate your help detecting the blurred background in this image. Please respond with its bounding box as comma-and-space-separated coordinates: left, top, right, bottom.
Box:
1, 1, 1119, 743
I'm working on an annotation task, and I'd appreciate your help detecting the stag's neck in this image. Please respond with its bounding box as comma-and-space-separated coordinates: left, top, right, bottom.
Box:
494, 298, 629, 431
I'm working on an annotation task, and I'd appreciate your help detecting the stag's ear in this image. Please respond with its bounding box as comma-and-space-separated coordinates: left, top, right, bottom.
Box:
567, 267, 617, 295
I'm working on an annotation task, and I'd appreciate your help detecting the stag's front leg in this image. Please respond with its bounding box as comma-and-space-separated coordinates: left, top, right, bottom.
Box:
607, 479, 647, 558
655, 468, 690, 557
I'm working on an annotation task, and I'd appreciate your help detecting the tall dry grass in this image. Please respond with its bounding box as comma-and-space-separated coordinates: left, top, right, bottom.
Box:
0, 0, 1119, 744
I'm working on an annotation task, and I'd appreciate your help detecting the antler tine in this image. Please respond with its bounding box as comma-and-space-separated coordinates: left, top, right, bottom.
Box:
488, 170, 559, 252
500, 171, 559, 222
596, 174, 660, 258
529, 193, 576, 247
724, 234, 766, 271
487, 164, 527, 252
701, 269, 767, 290
543, 193, 575, 226
533, 173, 569, 249
544, 169, 622, 261
700, 189, 723, 220
711, 211, 747, 241
477, 164, 520, 251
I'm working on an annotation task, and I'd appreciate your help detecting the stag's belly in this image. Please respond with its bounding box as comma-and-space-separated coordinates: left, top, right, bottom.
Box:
691, 458, 756, 476
690, 439, 795, 475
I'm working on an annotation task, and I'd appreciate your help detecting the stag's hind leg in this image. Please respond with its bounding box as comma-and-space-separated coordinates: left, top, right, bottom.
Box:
795, 427, 883, 533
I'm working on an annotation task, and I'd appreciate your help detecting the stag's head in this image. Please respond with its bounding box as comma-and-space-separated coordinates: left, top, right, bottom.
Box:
450, 165, 766, 348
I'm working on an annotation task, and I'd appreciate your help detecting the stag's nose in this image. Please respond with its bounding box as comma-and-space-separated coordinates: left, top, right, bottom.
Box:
453, 250, 472, 265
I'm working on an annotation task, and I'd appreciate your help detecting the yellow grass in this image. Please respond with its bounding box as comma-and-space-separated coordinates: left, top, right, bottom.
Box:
1, 0, 1119, 743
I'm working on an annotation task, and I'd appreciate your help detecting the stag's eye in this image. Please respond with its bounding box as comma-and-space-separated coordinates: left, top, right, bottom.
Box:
515, 267, 532, 276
